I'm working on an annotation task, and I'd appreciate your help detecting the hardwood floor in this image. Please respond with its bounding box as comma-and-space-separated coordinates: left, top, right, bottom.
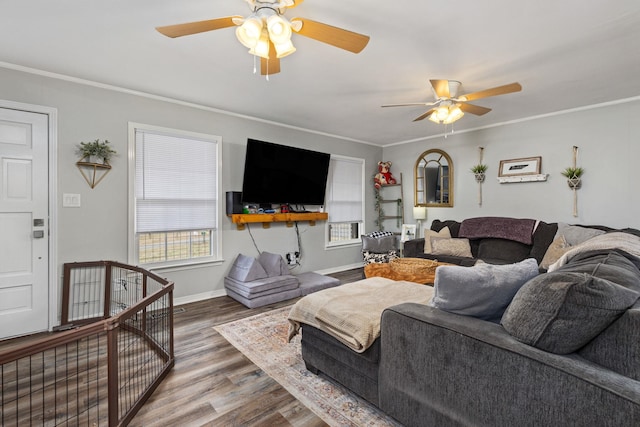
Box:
129, 267, 365, 426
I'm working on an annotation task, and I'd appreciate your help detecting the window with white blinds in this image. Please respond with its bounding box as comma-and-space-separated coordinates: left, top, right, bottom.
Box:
325, 155, 364, 246
130, 123, 221, 266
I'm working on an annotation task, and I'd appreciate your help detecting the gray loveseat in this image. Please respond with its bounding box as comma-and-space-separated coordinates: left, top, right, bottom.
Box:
299, 230, 640, 426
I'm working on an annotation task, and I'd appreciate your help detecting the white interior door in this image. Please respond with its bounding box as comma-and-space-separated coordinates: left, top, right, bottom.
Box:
0, 107, 49, 340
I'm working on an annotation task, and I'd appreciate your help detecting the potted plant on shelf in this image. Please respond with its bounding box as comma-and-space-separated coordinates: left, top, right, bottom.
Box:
77, 139, 117, 165
561, 166, 584, 189
470, 164, 488, 183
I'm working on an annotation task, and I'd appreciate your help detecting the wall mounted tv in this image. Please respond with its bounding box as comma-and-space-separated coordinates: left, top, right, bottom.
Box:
241, 138, 331, 207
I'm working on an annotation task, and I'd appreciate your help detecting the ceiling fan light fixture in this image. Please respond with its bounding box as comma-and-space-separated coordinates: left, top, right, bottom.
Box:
236, 16, 263, 48
248, 28, 271, 58
266, 15, 292, 44
274, 39, 296, 58
443, 105, 464, 124
428, 104, 464, 124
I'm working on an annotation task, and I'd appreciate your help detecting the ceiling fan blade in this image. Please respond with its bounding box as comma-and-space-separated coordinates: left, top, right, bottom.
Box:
156, 16, 241, 38
261, 41, 281, 75
459, 82, 522, 102
291, 18, 370, 53
430, 80, 451, 99
413, 109, 437, 122
382, 102, 437, 108
459, 102, 492, 116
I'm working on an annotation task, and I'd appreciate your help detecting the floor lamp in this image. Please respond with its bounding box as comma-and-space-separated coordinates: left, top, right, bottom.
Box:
413, 206, 427, 238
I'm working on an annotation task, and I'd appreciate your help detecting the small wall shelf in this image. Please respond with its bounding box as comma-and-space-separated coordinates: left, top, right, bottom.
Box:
230, 212, 328, 230
497, 174, 548, 184
76, 161, 112, 188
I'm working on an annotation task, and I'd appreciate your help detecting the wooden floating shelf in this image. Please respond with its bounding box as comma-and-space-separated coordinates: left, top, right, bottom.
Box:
230, 212, 328, 230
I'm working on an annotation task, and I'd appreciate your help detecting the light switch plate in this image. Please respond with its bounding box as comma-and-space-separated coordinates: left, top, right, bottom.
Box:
63, 193, 81, 207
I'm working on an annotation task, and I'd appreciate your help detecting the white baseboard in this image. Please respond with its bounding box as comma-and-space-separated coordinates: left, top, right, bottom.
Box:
174, 288, 227, 306
314, 262, 363, 275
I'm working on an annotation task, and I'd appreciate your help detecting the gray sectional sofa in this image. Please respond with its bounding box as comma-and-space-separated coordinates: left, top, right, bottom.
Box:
296, 220, 640, 426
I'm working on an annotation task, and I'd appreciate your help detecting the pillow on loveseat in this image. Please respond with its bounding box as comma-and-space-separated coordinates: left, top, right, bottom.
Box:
429, 258, 539, 321
501, 270, 640, 354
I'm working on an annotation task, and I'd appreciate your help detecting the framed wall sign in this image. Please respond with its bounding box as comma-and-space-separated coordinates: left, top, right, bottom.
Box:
498, 156, 542, 177
401, 224, 417, 242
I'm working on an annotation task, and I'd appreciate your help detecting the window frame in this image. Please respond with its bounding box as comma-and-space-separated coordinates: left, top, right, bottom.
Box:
324, 154, 365, 248
127, 122, 223, 269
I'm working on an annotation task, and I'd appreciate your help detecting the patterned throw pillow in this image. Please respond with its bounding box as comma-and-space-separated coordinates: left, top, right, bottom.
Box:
431, 237, 473, 258
539, 234, 571, 270
423, 227, 451, 254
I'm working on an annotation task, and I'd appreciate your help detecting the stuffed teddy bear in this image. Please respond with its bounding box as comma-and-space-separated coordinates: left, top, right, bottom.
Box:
374, 161, 397, 189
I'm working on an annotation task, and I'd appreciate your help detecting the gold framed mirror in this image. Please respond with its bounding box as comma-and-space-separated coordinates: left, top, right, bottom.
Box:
415, 149, 453, 207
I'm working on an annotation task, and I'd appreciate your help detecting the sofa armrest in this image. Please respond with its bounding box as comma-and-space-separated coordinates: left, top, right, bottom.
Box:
402, 238, 425, 258
379, 303, 640, 427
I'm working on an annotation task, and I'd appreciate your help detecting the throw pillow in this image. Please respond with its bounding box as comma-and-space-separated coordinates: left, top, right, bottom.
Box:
539, 235, 571, 270
423, 227, 451, 254
258, 251, 289, 277
429, 258, 539, 320
362, 234, 396, 253
556, 223, 605, 246
431, 237, 472, 258
227, 254, 268, 283
501, 271, 640, 354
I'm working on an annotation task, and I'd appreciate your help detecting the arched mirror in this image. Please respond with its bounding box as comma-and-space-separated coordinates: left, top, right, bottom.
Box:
415, 149, 454, 207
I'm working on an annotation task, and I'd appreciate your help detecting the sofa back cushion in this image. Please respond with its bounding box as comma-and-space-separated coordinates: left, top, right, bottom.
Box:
431, 219, 461, 237
476, 238, 532, 264
578, 301, 640, 381
502, 260, 640, 354
529, 221, 558, 264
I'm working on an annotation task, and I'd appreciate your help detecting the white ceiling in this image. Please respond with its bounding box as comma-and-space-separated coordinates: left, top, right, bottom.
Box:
2, 0, 640, 146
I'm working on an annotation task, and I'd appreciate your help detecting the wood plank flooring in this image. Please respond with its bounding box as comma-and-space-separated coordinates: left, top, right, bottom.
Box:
130, 267, 365, 426
0, 267, 365, 426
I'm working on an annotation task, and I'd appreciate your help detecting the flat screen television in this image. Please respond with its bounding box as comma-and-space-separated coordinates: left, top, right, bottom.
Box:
241, 138, 331, 207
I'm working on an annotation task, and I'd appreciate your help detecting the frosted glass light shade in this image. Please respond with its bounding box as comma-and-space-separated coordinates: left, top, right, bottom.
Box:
413, 206, 427, 220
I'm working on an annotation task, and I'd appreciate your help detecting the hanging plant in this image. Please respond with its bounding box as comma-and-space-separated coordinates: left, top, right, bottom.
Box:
561, 166, 584, 189
470, 164, 488, 183
77, 139, 117, 164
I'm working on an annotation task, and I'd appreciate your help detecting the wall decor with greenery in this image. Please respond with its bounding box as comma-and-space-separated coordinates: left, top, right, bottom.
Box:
76, 139, 117, 189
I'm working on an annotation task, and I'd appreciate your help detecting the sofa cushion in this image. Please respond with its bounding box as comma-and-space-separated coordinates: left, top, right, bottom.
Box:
431, 238, 473, 258
429, 258, 539, 321
227, 253, 268, 282
423, 227, 451, 254
501, 270, 640, 354
476, 238, 532, 264
362, 234, 396, 253
258, 251, 289, 277
539, 235, 571, 270
529, 221, 559, 264
557, 250, 640, 291
556, 223, 605, 246
431, 219, 461, 237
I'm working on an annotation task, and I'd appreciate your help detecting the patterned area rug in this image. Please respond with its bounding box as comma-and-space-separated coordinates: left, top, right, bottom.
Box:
214, 306, 401, 427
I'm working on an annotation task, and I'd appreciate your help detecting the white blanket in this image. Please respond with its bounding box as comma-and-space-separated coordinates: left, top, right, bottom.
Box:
288, 277, 434, 353
548, 232, 640, 271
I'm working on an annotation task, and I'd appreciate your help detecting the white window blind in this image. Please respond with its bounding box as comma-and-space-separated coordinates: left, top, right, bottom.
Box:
135, 130, 218, 233
326, 156, 364, 223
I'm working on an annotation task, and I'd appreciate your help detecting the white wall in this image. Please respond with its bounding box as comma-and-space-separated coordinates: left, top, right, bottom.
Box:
0, 67, 382, 304
383, 99, 640, 232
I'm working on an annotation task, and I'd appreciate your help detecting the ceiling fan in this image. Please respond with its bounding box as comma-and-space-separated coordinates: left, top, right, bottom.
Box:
155, 0, 370, 76
382, 80, 522, 124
